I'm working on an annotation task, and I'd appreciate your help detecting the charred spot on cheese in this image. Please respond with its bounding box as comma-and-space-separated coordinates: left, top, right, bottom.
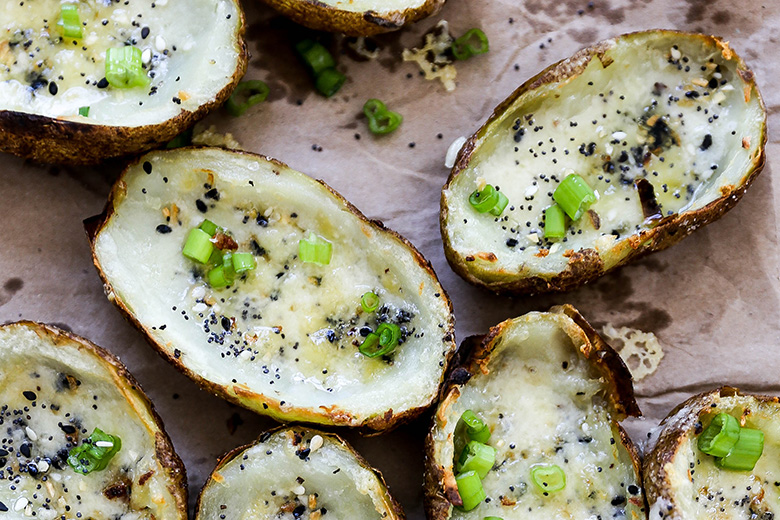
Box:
644, 388, 780, 520
441, 31, 766, 294
88, 147, 456, 431
0, 322, 185, 520
196, 427, 403, 520
426, 306, 644, 520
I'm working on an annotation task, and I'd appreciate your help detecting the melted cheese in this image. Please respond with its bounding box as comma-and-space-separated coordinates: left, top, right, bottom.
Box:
197, 428, 398, 520
0, 323, 182, 520
0, 0, 241, 125
92, 148, 455, 426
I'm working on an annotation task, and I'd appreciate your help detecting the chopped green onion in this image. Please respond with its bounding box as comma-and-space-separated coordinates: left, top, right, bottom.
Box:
361, 292, 380, 313
106, 46, 149, 88
315, 68, 346, 97
199, 220, 219, 237
60, 4, 83, 39
67, 428, 121, 474
295, 40, 336, 77
358, 333, 381, 357
207, 265, 232, 288
455, 470, 486, 511
451, 29, 489, 60
232, 252, 256, 273
553, 174, 597, 220
78, 106, 90, 117
299, 233, 332, 265
359, 323, 401, 358
531, 464, 566, 494
698, 413, 740, 458
456, 441, 496, 479
544, 204, 566, 239
469, 185, 499, 213
460, 410, 491, 443
489, 191, 509, 216
715, 427, 764, 471
166, 128, 193, 149
226, 80, 269, 117
208, 247, 224, 266
363, 99, 403, 135
483, 517, 504, 520
182, 228, 214, 264
222, 252, 236, 280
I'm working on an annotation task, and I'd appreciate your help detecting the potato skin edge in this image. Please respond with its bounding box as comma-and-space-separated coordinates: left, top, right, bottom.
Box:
84, 146, 457, 434
440, 29, 768, 296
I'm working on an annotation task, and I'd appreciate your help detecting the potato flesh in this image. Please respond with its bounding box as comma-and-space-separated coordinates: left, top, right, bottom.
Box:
0, 0, 241, 125
93, 148, 453, 422
432, 313, 643, 519
444, 33, 764, 275
313, 0, 425, 13
198, 429, 394, 519
660, 396, 780, 519
0, 324, 180, 520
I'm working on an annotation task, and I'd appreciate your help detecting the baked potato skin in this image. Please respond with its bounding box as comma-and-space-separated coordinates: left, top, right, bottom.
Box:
2, 321, 188, 518
195, 426, 406, 519
257, 0, 445, 36
643, 387, 780, 519
84, 147, 456, 434
423, 305, 643, 519
0, 5, 248, 165
440, 30, 767, 295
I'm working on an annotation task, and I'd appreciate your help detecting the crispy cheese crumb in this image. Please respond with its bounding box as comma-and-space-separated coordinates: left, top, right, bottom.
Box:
402, 21, 457, 92
192, 124, 243, 150
600, 323, 664, 381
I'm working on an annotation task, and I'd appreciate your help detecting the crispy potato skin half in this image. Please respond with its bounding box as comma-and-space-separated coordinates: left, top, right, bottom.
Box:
195, 426, 405, 519
643, 387, 780, 519
257, 0, 445, 36
440, 30, 767, 295
0, 321, 188, 518
0, 4, 248, 165
423, 305, 643, 519
84, 147, 456, 434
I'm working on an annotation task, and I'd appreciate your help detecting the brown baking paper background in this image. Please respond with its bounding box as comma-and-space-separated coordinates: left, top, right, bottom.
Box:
2, 1, 779, 517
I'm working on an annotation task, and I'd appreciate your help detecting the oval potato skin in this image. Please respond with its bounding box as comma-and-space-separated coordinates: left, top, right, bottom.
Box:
0, 321, 187, 520
424, 305, 645, 520
257, 0, 445, 36
195, 426, 405, 519
440, 30, 767, 295
85, 146, 456, 433
643, 387, 780, 519
0, 1, 248, 165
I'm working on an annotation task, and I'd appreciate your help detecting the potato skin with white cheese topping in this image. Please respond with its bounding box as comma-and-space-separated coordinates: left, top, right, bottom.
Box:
195, 426, 405, 520
0, 0, 247, 164
0, 322, 187, 520
441, 30, 766, 295
643, 387, 780, 519
425, 305, 644, 520
85, 146, 456, 433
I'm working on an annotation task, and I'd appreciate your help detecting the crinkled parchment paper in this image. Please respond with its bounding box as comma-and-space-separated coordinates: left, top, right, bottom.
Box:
1, 1, 779, 517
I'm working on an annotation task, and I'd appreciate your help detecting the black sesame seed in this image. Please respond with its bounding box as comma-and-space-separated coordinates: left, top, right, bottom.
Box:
141, 26, 150, 39
143, 161, 153, 174
196, 199, 208, 213
48, 81, 58, 95
23, 390, 37, 401
97, 77, 109, 89
20, 443, 32, 458
156, 224, 172, 234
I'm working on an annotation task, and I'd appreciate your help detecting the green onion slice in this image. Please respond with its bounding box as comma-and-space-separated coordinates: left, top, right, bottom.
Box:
553, 174, 597, 220
544, 204, 567, 239
715, 427, 764, 471
199, 219, 219, 237
455, 470, 486, 512
460, 410, 491, 444
456, 441, 496, 479
359, 323, 402, 358
451, 28, 489, 60
106, 46, 149, 88
315, 68, 346, 98
207, 265, 231, 288
363, 99, 403, 135
469, 185, 501, 214
183, 228, 214, 264
60, 4, 83, 39
299, 233, 332, 265
531, 464, 566, 494
489, 190, 509, 216
361, 292, 380, 313
232, 252, 256, 273
78, 106, 90, 117
698, 413, 740, 458
226, 80, 269, 117
67, 428, 121, 474
483, 517, 504, 520
295, 40, 337, 77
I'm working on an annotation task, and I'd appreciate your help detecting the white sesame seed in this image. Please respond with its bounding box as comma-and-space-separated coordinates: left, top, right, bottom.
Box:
25, 426, 37, 441
192, 286, 206, 299
549, 242, 561, 255
670, 47, 681, 60
38, 460, 50, 473
155, 35, 166, 52
193, 302, 207, 313
95, 441, 114, 448
524, 185, 538, 198
142, 48, 152, 65
611, 131, 627, 140
14, 497, 28, 511
293, 485, 306, 496
309, 435, 324, 452
444, 136, 467, 168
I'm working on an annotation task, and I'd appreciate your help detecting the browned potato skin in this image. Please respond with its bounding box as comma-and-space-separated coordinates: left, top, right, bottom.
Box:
84, 147, 457, 434
2, 321, 188, 517
423, 305, 643, 518
643, 387, 780, 517
440, 30, 767, 295
195, 425, 406, 519
0, 5, 248, 165
257, 0, 445, 36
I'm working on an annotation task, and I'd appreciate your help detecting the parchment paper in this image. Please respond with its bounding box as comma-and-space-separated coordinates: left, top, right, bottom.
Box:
2, 1, 779, 518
